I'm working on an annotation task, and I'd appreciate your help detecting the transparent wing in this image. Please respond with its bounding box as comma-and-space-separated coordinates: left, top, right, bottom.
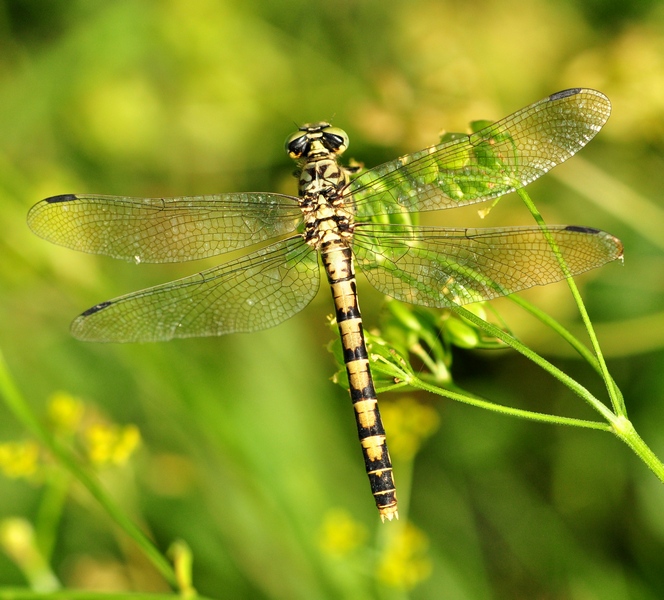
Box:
352, 223, 623, 308
71, 236, 319, 342
28, 192, 303, 263
348, 89, 611, 219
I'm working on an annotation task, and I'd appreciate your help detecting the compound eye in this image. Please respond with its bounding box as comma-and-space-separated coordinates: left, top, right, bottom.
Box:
285, 132, 309, 158
322, 127, 349, 154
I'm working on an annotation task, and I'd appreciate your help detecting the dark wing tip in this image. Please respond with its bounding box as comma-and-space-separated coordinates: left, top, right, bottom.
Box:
79, 301, 113, 317
27, 195, 79, 231
564, 225, 600, 234
43, 193, 78, 203
564, 225, 624, 261
548, 88, 610, 106
71, 301, 114, 342
549, 88, 582, 101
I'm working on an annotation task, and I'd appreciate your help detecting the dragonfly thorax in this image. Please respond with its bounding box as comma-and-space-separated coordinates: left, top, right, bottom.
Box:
298, 153, 355, 249
287, 123, 356, 250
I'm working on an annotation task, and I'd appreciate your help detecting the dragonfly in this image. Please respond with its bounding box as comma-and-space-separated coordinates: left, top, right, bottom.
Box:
28, 88, 623, 522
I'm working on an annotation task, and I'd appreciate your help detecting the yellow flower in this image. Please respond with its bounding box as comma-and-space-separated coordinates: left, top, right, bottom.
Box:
48, 391, 84, 435
380, 397, 440, 461
377, 522, 432, 590
0, 441, 40, 479
85, 423, 141, 466
319, 508, 368, 556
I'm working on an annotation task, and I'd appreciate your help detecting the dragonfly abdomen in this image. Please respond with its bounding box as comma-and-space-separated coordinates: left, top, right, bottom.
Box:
321, 242, 398, 521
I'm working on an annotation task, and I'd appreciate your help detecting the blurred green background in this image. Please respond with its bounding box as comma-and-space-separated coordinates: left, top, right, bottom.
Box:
2, 0, 664, 598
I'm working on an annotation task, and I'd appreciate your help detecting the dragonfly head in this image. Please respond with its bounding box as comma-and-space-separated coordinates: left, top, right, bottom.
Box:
285, 122, 349, 160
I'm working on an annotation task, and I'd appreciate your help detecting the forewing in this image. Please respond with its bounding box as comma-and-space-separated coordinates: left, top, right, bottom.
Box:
348, 89, 611, 219
28, 193, 302, 263
352, 223, 623, 307
71, 236, 319, 342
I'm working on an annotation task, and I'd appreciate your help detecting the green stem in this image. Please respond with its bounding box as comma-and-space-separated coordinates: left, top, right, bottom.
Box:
370, 356, 610, 430
611, 416, 664, 481
0, 348, 177, 589
450, 305, 616, 422
375, 381, 410, 394
508, 295, 599, 368
371, 321, 664, 482
508, 295, 624, 408
516, 188, 625, 416
410, 375, 611, 430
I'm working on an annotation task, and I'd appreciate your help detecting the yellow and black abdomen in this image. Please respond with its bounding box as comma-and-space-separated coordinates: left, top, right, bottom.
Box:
321, 240, 398, 521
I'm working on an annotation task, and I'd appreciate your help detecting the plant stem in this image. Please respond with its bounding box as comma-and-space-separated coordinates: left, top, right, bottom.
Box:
516, 188, 626, 416
508, 295, 625, 408
0, 348, 177, 589
370, 354, 610, 430
451, 305, 617, 422
409, 374, 611, 430
611, 416, 664, 481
